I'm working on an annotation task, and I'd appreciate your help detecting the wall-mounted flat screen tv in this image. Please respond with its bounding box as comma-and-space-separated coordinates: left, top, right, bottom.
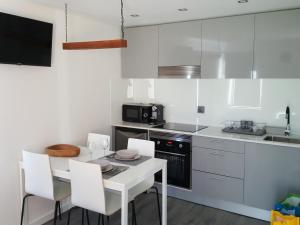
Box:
0, 12, 53, 67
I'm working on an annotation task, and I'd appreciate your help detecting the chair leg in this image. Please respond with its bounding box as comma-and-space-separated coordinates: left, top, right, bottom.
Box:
67, 206, 76, 225
53, 201, 59, 225
102, 214, 104, 225
132, 201, 138, 225
81, 208, 85, 225
86, 210, 90, 225
58, 201, 62, 220
131, 201, 134, 225
20, 194, 33, 225
97, 214, 102, 225
106, 216, 110, 225
152, 186, 162, 225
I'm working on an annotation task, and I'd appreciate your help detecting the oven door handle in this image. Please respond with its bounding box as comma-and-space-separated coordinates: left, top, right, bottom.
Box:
155, 150, 187, 157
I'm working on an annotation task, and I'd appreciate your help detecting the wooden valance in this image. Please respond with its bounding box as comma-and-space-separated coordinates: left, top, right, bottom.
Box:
63, 39, 127, 50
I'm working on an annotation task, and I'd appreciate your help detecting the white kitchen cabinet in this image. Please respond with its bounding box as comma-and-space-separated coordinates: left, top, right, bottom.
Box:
192, 136, 245, 153
201, 15, 254, 78
121, 26, 158, 78
158, 21, 202, 67
244, 143, 300, 210
193, 147, 244, 179
253, 9, 300, 78
192, 171, 244, 203
192, 136, 245, 203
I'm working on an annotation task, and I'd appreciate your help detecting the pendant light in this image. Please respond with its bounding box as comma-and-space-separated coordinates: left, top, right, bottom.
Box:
63, 0, 127, 50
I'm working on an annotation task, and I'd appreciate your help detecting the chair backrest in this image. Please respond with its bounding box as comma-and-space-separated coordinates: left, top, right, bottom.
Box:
87, 133, 110, 151
127, 139, 155, 185
22, 151, 54, 200
127, 138, 155, 157
69, 160, 106, 214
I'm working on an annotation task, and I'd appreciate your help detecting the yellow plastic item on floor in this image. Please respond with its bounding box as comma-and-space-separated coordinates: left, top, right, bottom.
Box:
271, 211, 300, 225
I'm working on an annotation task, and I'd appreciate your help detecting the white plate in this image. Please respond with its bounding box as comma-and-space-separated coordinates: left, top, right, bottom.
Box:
99, 159, 110, 169
114, 154, 141, 161
116, 150, 138, 159
102, 164, 113, 173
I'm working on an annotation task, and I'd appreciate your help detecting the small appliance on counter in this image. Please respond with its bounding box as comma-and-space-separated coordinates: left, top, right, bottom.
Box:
150, 104, 164, 125
222, 120, 266, 136
122, 103, 164, 124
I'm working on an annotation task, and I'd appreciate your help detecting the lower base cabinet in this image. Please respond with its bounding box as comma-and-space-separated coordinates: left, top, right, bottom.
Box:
244, 143, 300, 210
192, 171, 244, 203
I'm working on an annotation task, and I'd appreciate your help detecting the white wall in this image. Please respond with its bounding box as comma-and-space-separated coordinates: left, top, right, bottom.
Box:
111, 79, 300, 135
0, 0, 121, 224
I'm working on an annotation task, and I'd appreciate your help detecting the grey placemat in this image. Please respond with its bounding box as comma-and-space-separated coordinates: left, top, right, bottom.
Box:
66, 164, 128, 179
102, 165, 129, 179
88, 158, 129, 179
104, 154, 152, 166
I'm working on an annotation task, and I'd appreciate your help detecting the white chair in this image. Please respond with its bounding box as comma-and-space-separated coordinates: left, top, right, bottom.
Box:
87, 133, 110, 151
21, 151, 71, 225
127, 138, 161, 225
67, 159, 138, 225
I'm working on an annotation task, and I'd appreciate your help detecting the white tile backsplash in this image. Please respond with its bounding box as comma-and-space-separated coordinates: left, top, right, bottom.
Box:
111, 79, 300, 135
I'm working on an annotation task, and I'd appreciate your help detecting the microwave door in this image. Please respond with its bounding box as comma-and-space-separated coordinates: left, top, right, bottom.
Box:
123, 106, 140, 122
122, 104, 152, 123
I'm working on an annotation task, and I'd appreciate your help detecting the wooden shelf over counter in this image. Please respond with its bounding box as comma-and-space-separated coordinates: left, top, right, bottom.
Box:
63, 39, 127, 50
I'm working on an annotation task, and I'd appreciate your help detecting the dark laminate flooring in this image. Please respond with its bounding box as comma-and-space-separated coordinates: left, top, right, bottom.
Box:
44, 193, 268, 225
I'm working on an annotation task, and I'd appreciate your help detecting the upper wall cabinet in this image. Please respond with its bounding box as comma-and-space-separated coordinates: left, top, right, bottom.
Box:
122, 26, 158, 78
201, 15, 254, 79
158, 21, 202, 67
254, 9, 300, 78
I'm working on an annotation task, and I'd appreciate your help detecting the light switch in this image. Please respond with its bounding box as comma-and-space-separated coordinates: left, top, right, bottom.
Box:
197, 106, 205, 113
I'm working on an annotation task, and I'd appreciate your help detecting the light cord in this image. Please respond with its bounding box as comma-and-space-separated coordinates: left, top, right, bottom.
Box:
65, 3, 68, 42
121, 0, 125, 39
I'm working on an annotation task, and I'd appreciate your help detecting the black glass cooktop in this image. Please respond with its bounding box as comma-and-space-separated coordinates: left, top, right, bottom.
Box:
154, 123, 207, 133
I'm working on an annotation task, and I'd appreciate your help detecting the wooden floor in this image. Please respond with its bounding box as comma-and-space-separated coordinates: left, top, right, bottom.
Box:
44, 193, 268, 225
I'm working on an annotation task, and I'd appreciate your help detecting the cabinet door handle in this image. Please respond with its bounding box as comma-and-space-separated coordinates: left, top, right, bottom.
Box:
156, 150, 186, 157
209, 152, 225, 157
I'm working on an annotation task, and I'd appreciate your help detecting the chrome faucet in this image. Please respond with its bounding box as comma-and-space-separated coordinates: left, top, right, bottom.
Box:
284, 106, 291, 136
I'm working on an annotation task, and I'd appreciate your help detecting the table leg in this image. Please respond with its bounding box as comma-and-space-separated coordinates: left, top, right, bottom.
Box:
121, 188, 128, 225
19, 166, 26, 223
19, 167, 25, 208
162, 163, 167, 225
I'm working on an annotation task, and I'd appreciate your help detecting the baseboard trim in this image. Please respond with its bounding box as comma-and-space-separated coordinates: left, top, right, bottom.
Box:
155, 183, 270, 222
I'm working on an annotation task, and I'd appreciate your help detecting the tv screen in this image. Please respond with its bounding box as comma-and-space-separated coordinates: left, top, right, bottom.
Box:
0, 12, 53, 67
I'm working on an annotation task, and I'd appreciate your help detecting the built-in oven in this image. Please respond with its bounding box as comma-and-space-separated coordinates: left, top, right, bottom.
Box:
150, 131, 191, 189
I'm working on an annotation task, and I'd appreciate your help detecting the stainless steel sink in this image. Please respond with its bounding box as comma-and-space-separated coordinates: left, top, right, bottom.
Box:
264, 136, 300, 144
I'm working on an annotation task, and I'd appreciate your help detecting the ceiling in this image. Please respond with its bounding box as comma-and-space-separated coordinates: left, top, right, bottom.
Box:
32, 0, 300, 26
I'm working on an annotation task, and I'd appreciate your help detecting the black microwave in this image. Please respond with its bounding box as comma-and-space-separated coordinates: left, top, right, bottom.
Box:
122, 104, 152, 123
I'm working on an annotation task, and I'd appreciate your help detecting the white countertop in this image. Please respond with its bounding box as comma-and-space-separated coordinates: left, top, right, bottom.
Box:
112, 121, 300, 149
112, 121, 199, 135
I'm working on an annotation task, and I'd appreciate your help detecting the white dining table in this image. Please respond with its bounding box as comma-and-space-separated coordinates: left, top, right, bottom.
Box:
19, 147, 167, 225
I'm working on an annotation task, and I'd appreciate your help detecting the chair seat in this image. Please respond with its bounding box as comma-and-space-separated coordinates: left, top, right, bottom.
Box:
53, 179, 71, 201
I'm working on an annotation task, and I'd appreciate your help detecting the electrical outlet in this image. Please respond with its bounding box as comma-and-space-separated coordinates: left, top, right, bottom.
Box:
197, 106, 205, 113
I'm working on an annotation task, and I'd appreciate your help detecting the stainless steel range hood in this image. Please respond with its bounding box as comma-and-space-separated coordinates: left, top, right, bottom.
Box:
158, 65, 201, 79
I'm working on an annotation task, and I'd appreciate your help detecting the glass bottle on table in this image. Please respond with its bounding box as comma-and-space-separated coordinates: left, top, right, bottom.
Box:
87, 141, 95, 157
103, 139, 109, 157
